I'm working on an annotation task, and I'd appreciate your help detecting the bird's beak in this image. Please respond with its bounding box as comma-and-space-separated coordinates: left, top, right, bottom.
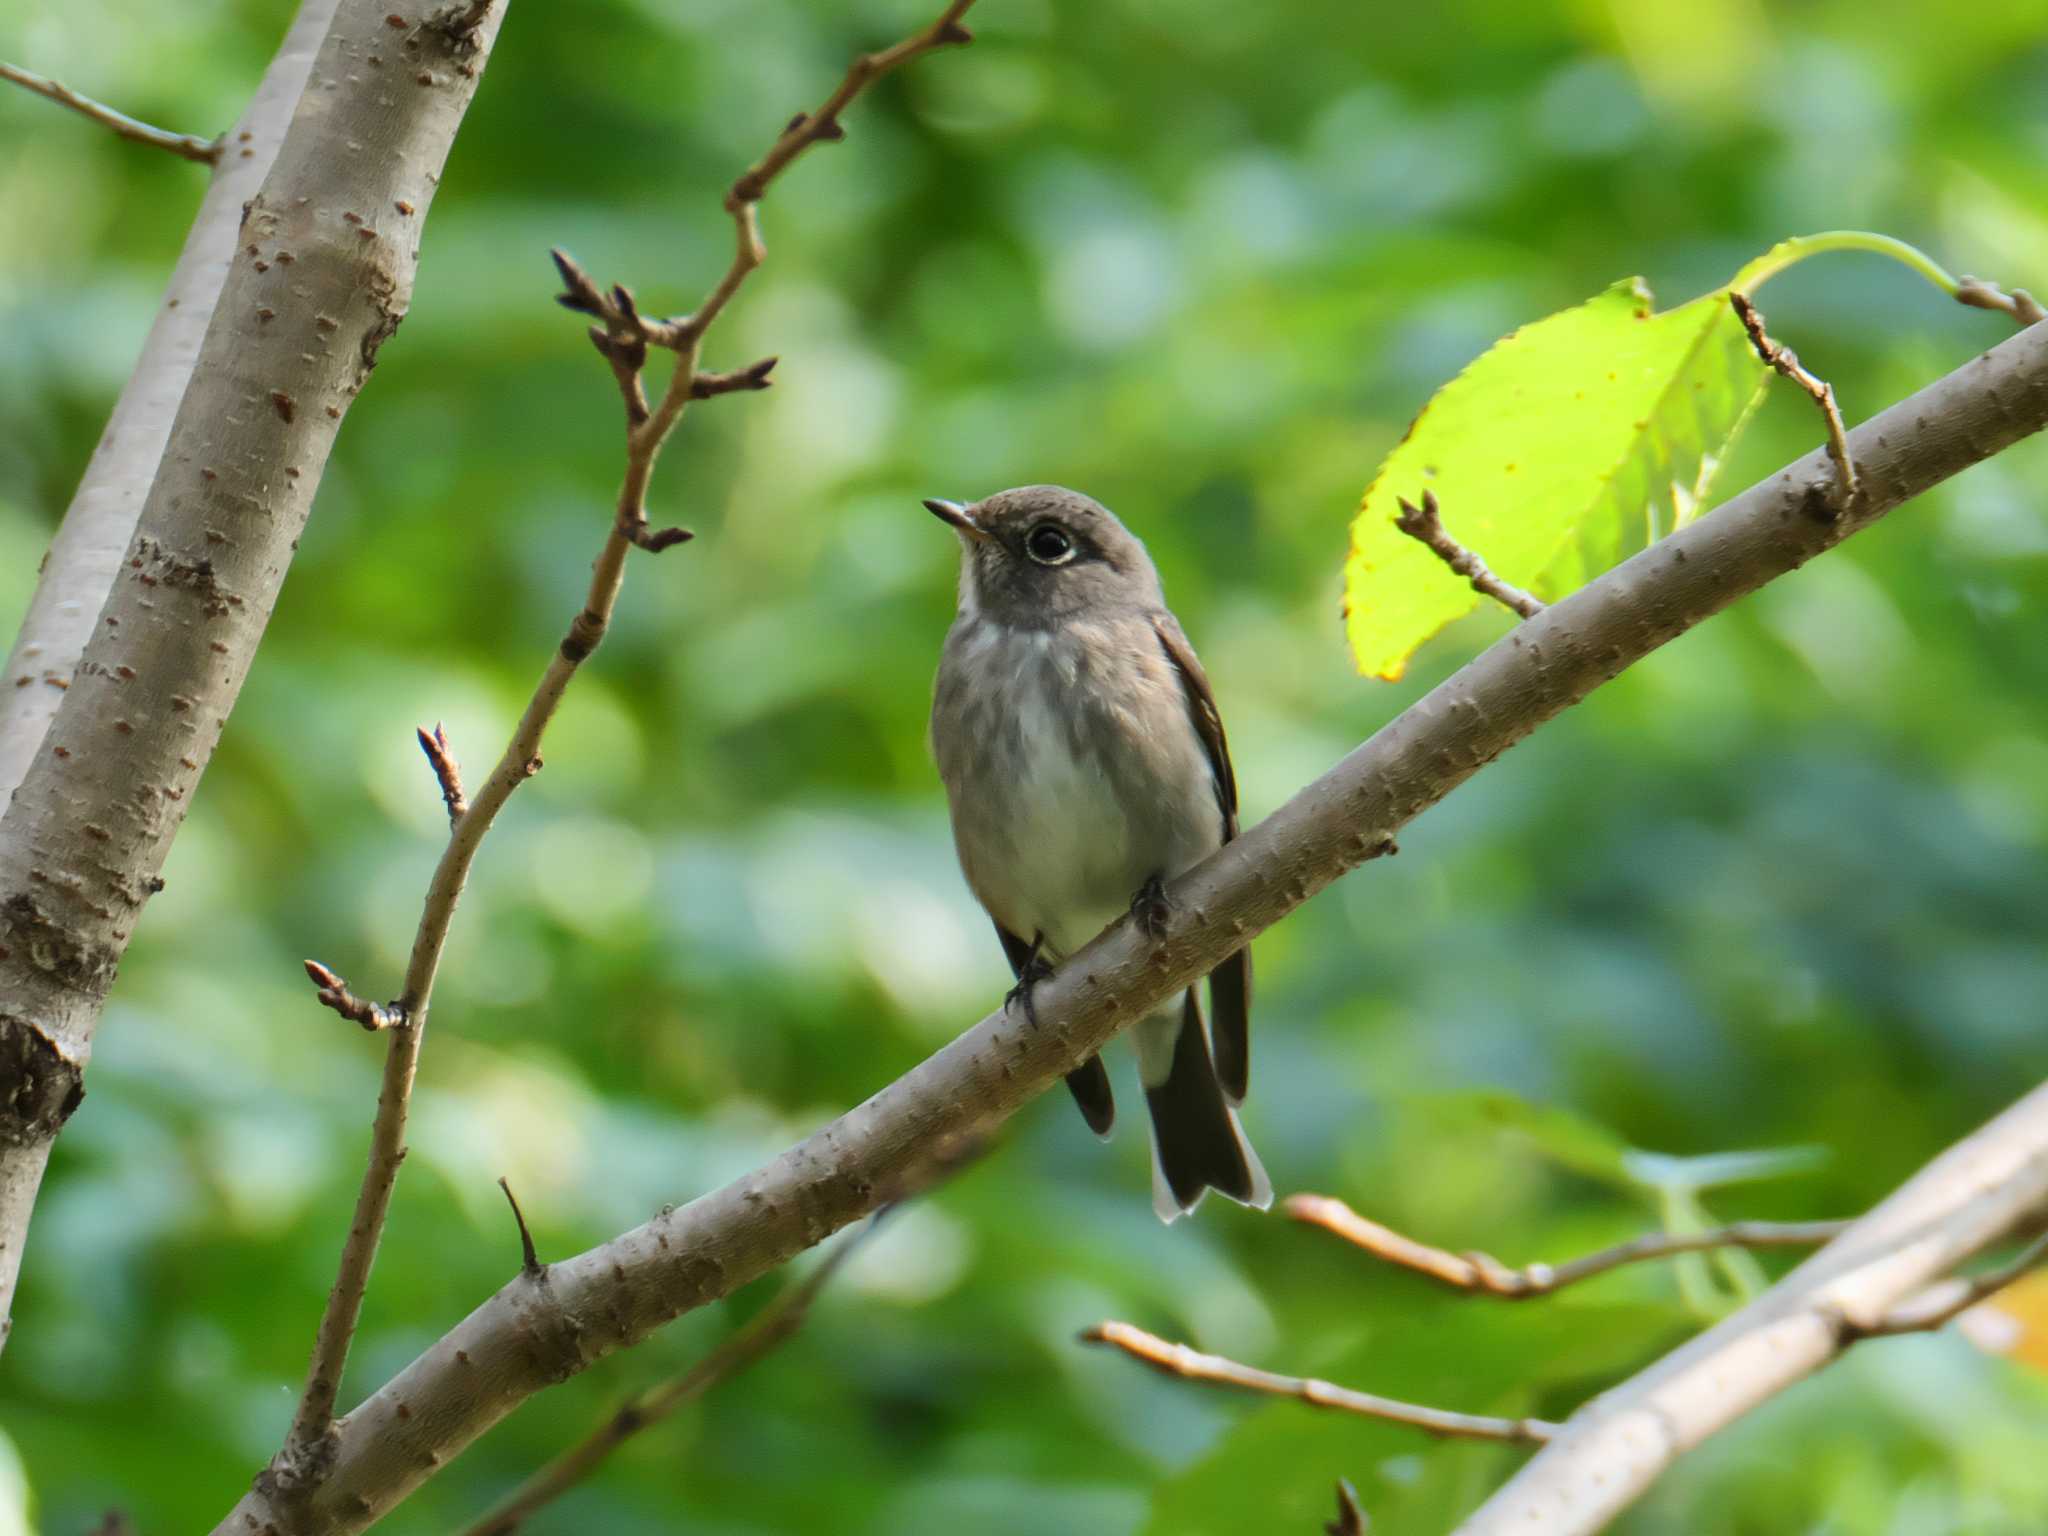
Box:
924, 497, 992, 542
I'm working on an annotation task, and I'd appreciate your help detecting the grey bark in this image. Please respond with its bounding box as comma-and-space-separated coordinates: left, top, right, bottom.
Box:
0, 0, 508, 1349
1451, 1079, 2048, 1535
212, 318, 2048, 1535
0, 0, 338, 802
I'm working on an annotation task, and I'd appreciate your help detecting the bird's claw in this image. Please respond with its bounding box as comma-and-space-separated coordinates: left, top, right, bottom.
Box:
1005, 935, 1055, 1029
1130, 874, 1172, 941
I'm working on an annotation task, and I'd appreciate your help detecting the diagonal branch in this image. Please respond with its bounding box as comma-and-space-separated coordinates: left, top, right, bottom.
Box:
1285, 1194, 1851, 1299
459, 1222, 874, 1536
1451, 1081, 2048, 1535
1082, 1320, 1558, 1444
0, 61, 221, 163
209, 296, 2048, 1536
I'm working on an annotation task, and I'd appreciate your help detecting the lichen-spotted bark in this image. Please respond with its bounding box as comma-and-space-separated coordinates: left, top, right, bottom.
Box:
0, 0, 339, 801
0, 0, 509, 1348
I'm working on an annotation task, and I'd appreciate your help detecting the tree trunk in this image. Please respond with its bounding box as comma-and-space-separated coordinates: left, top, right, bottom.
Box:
0, 0, 509, 1350
0, 0, 338, 802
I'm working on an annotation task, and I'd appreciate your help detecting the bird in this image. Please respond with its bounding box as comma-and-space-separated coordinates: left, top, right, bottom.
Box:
924, 485, 1270, 1221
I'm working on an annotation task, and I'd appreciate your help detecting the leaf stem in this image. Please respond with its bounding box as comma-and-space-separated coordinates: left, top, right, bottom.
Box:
1730, 230, 1962, 300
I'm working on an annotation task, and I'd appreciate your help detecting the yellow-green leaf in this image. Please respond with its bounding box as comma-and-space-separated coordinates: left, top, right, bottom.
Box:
1344, 277, 1770, 680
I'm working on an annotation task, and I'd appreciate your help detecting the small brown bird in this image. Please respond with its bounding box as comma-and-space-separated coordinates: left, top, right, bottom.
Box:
925, 485, 1269, 1221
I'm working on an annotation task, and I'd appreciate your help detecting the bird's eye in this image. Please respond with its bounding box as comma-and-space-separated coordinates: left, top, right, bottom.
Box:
1025, 522, 1075, 565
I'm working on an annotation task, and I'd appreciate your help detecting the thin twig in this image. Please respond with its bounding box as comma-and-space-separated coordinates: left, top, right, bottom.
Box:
1844, 1227, 2048, 1339
1956, 276, 2047, 328
1730, 291, 1858, 512
417, 723, 469, 825
1, 61, 220, 163
460, 1224, 876, 1536
1394, 492, 1546, 618
302, 960, 405, 1033
1285, 1194, 1851, 1299
498, 1176, 542, 1278
269, 0, 979, 1502
550, 0, 973, 552
1082, 1321, 1558, 1444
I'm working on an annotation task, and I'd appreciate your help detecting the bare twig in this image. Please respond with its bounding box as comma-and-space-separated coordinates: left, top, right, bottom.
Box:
302, 960, 405, 1033
1394, 492, 1546, 618
1083, 1321, 1557, 1444
460, 1225, 873, 1536
1957, 276, 2047, 328
1730, 291, 1858, 511
0, 61, 221, 163
1326, 1480, 1368, 1536
264, 0, 979, 1508
1285, 1194, 1851, 1299
549, 0, 972, 551
417, 724, 469, 825
1844, 1227, 2048, 1339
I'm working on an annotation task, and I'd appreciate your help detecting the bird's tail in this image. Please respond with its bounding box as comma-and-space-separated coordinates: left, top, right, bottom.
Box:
1137, 990, 1272, 1223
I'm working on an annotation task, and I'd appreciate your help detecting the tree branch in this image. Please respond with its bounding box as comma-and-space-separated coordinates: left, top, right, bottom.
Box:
207, 307, 2048, 1536
2, 0, 332, 804
250, 0, 978, 1513
0, 61, 222, 163
0, 0, 501, 1357
1284, 1194, 1851, 1299
459, 1222, 872, 1536
1082, 1320, 1558, 1444
1450, 1080, 2048, 1535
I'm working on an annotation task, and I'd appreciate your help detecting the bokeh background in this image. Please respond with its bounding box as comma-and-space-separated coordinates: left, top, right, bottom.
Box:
5, 0, 2048, 1531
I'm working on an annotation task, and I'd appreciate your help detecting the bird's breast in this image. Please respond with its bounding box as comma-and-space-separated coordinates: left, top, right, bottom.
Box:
933, 615, 1221, 956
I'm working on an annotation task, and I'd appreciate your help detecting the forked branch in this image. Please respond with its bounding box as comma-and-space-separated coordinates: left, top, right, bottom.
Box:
1284, 1194, 1851, 1299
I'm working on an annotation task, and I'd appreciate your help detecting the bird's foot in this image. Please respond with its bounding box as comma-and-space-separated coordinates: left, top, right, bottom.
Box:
1130, 874, 1172, 941
1005, 933, 1055, 1029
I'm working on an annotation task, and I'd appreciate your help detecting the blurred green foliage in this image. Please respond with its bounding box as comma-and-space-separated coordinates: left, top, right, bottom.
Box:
5, 0, 2048, 1532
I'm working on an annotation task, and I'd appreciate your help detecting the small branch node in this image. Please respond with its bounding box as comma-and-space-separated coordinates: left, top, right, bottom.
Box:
621, 521, 694, 554
498, 1176, 543, 1277
1731, 291, 1858, 514
1956, 275, 2048, 329
1284, 1193, 1854, 1299
1394, 491, 1546, 618
416, 722, 469, 824
303, 959, 406, 1032
690, 356, 779, 399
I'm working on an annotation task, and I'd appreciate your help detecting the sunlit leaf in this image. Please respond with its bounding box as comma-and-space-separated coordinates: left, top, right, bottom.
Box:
1344, 277, 1769, 680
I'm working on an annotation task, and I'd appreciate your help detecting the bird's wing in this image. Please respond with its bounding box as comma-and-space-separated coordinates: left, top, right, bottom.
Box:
1152, 613, 1252, 1104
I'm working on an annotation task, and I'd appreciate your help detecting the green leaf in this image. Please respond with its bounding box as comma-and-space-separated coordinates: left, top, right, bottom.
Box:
1430, 1090, 1639, 1191
1344, 277, 1770, 680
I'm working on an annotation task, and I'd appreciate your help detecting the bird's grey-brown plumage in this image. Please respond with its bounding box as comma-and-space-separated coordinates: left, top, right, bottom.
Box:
925, 485, 1268, 1220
